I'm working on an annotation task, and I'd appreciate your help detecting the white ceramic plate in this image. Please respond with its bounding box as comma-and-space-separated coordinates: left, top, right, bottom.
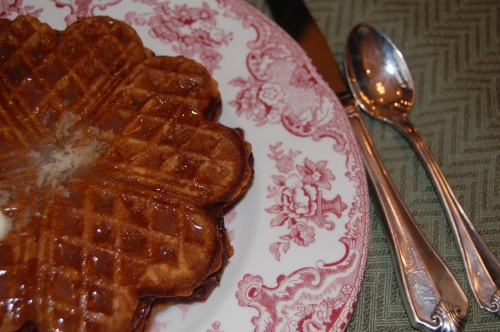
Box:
5, 0, 370, 330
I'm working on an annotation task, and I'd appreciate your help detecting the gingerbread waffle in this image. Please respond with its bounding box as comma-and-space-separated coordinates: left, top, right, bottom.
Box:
0, 15, 253, 331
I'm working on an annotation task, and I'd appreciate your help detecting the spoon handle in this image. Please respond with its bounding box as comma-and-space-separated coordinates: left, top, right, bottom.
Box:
344, 101, 469, 331
394, 116, 500, 315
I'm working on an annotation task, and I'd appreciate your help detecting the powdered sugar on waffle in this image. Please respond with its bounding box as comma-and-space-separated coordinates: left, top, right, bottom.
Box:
29, 113, 105, 194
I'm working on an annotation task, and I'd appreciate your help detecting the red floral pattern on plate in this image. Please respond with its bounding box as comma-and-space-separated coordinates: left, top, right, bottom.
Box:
124, 0, 232, 73
267, 142, 347, 260
230, 77, 286, 126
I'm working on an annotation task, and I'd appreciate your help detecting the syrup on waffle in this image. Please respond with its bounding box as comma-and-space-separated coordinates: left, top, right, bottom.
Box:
0, 15, 252, 331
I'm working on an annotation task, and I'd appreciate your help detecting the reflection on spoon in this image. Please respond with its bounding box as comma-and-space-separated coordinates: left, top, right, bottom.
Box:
344, 23, 500, 315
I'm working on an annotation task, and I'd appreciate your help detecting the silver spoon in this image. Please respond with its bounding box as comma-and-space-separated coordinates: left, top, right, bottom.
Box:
344, 23, 500, 315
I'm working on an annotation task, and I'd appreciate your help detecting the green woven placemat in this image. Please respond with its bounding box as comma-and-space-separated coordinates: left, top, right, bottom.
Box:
245, 0, 500, 330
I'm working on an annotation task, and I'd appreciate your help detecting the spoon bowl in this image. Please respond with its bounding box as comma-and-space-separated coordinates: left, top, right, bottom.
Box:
344, 23, 500, 315
344, 24, 415, 125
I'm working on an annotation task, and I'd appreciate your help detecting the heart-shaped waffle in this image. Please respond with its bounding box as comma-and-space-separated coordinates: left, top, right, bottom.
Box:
0, 15, 252, 331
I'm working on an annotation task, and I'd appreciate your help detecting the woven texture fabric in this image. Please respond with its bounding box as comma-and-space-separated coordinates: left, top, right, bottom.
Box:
245, 0, 500, 330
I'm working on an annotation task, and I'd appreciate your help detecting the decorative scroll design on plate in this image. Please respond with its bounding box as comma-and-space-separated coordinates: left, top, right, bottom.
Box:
52, 0, 122, 24
221, 0, 370, 330
236, 248, 359, 332
224, 6, 349, 151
